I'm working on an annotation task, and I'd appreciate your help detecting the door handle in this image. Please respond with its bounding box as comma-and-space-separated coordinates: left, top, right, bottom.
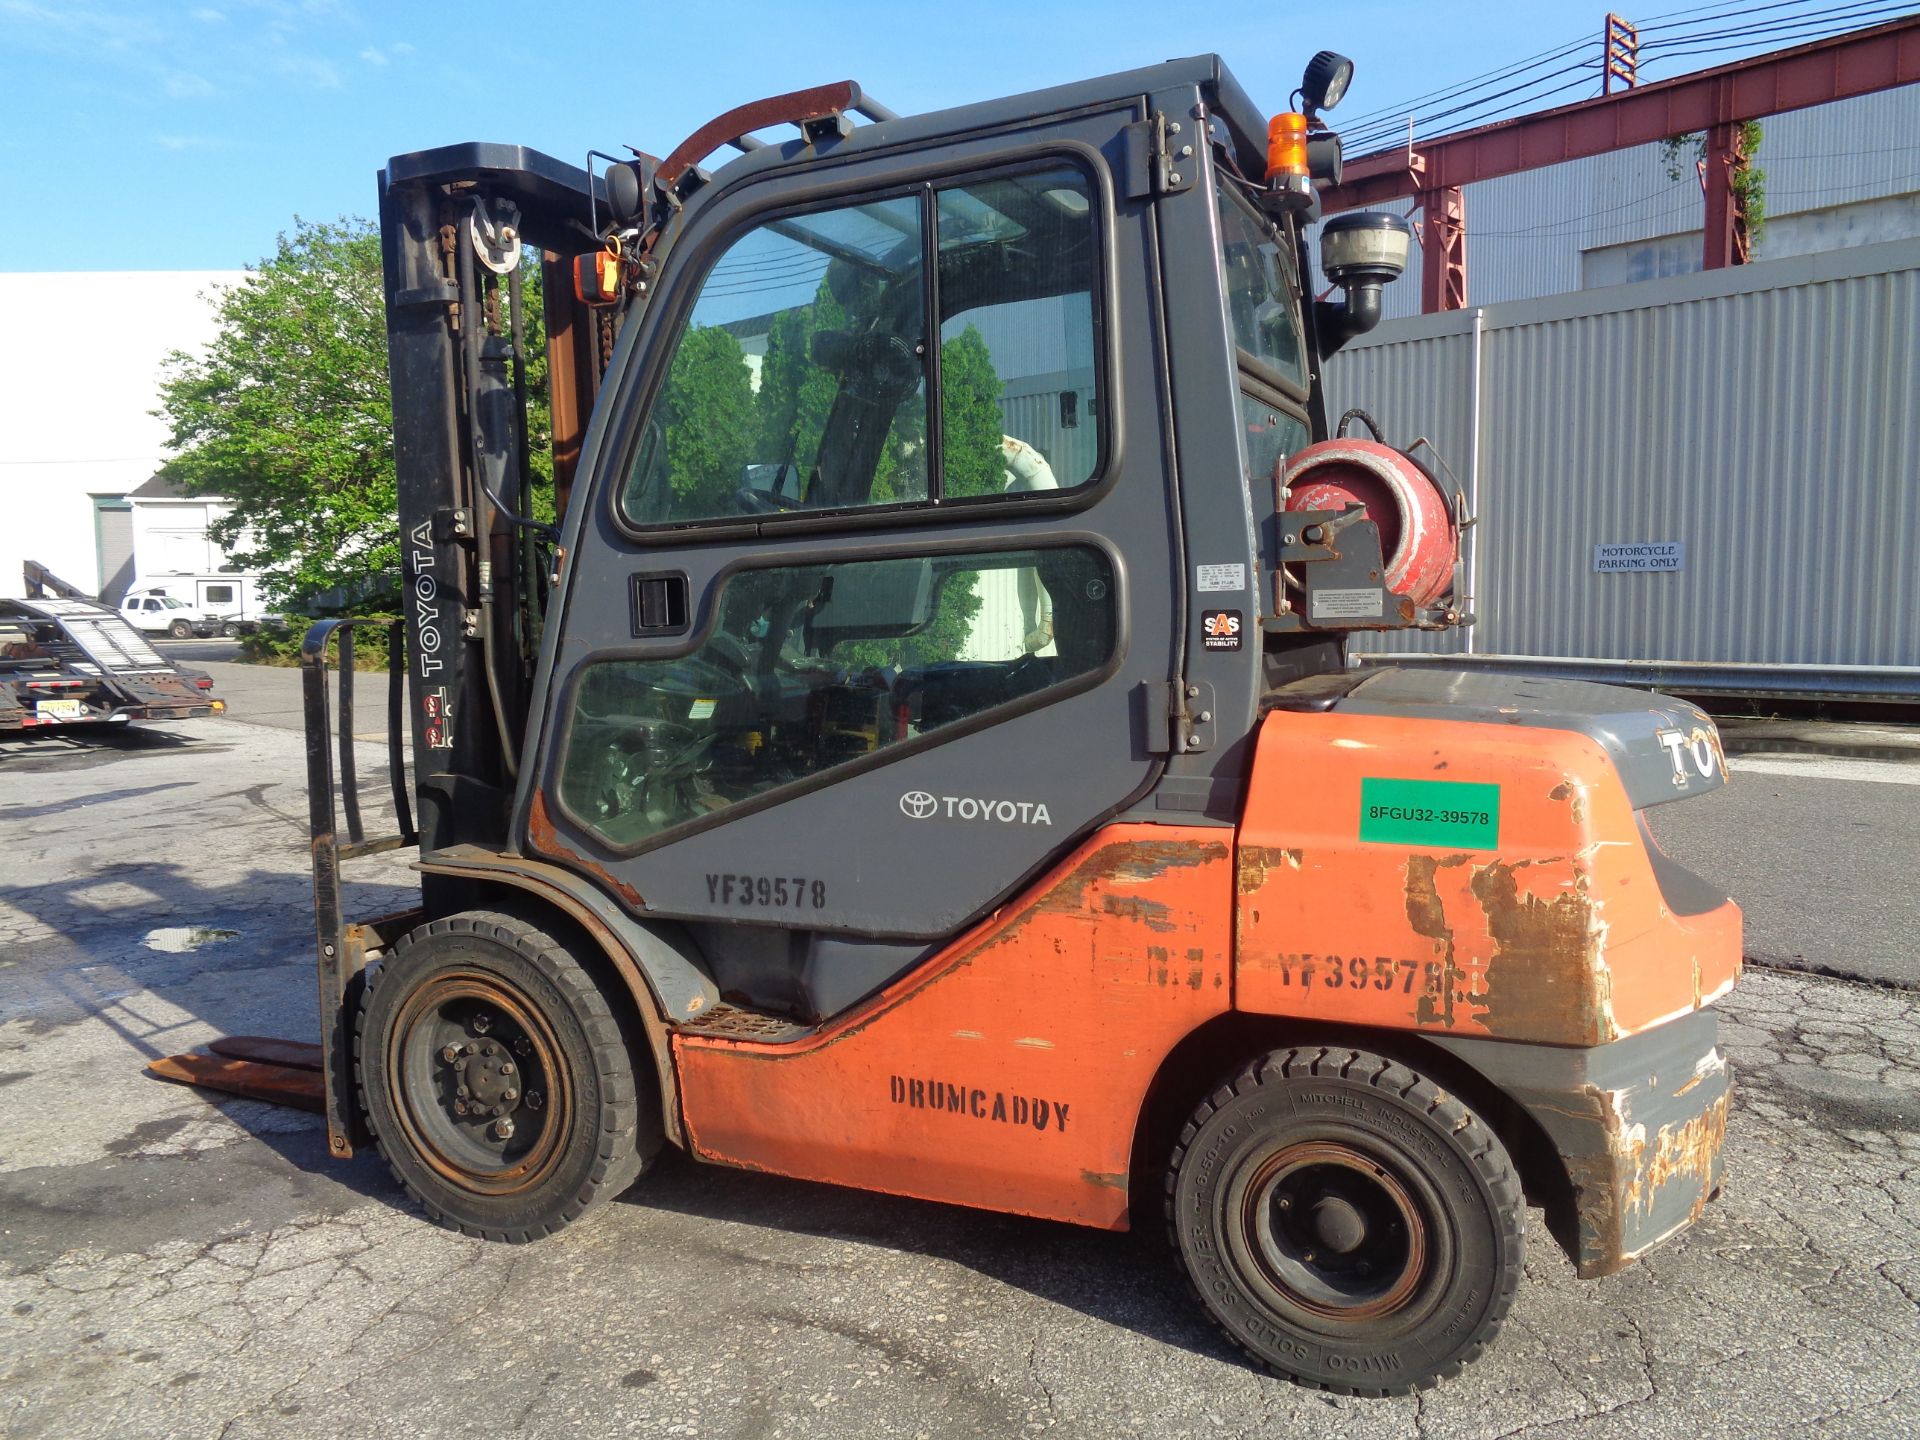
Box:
630, 571, 690, 636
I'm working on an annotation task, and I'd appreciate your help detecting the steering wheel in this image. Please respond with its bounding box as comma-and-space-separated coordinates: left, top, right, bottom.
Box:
733, 485, 805, 515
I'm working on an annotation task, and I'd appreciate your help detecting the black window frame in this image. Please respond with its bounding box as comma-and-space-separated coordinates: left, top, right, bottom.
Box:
608, 151, 1116, 543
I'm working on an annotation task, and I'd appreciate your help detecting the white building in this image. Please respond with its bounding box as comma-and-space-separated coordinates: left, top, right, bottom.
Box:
124, 475, 266, 620
0, 270, 246, 602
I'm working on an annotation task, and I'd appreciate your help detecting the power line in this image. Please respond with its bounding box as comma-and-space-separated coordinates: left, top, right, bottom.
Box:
1341, 1, 1919, 159
1334, 37, 1593, 132
1639, 0, 1910, 37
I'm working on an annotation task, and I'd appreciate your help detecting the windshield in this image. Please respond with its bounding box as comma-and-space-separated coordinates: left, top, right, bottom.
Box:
1216, 187, 1307, 395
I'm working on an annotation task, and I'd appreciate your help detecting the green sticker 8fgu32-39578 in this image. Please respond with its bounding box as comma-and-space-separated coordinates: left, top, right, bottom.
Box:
1359, 777, 1500, 850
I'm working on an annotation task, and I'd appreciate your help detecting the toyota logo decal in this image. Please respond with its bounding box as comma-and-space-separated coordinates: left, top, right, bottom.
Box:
899, 790, 937, 819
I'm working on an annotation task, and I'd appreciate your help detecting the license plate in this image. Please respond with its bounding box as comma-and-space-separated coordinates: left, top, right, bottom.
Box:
35, 698, 84, 720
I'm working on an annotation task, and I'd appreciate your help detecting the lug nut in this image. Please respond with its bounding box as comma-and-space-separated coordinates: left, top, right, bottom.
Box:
493, 1104, 508, 1118
502, 1088, 517, 1102
500, 1062, 514, 1076
441, 1044, 460, 1063
456, 1085, 470, 1098
493, 1118, 515, 1141
473, 1014, 492, 1035
454, 1101, 468, 1116
526, 1090, 543, 1111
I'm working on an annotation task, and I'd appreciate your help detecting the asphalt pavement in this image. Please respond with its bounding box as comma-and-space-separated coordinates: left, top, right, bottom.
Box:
0, 686, 1916, 1438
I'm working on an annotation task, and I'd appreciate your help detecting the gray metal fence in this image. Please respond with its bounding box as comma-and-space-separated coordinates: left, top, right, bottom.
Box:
1325, 237, 1920, 680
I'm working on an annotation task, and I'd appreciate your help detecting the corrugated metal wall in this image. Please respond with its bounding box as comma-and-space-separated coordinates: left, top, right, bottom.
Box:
1325, 237, 1920, 668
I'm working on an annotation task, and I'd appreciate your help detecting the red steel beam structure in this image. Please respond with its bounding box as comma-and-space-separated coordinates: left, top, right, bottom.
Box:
1325, 15, 1920, 307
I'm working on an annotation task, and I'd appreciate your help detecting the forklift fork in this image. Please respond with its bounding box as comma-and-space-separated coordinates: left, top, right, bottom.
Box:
148, 618, 420, 1144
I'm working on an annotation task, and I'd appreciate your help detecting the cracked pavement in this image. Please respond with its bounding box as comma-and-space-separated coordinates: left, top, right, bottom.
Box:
2, 710, 1917, 1438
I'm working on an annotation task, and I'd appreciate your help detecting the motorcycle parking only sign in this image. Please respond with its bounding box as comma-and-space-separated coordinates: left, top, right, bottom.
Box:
1594, 541, 1684, 573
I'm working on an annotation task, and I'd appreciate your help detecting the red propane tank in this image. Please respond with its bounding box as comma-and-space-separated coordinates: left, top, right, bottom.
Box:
1282, 439, 1457, 607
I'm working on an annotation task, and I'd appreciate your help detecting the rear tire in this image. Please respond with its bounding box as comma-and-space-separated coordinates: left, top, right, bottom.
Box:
1167, 1046, 1522, 1395
357, 910, 660, 1241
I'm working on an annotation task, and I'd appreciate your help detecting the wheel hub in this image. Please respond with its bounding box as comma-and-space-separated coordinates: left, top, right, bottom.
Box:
448, 1040, 521, 1116
1311, 1195, 1368, 1254
386, 972, 570, 1196
1242, 1139, 1430, 1322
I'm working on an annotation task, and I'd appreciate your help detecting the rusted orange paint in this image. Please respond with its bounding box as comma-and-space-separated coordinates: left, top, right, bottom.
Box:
1235, 710, 1741, 1048
525, 790, 648, 910
674, 826, 1233, 1229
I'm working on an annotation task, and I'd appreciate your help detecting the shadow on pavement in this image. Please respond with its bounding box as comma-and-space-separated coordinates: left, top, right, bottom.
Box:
614, 1149, 1238, 1369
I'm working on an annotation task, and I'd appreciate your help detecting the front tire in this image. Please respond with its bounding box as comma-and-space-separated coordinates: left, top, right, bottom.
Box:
358, 910, 660, 1241
1167, 1047, 1522, 1395
168, 619, 193, 638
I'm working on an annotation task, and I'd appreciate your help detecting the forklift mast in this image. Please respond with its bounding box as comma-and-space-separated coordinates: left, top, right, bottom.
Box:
377, 144, 607, 856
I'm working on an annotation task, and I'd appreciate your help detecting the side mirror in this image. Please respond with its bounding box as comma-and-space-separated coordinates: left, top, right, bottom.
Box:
1317, 212, 1411, 353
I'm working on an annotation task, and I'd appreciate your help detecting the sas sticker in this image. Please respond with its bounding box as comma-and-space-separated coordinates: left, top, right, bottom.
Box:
1201, 609, 1243, 651
1359, 777, 1500, 850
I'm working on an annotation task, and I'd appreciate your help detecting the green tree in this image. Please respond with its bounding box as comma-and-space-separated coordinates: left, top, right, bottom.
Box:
155, 218, 394, 606
939, 325, 1005, 498
661, 325, 756, 515
155, 216, 555, 607
755, 287, 846, 471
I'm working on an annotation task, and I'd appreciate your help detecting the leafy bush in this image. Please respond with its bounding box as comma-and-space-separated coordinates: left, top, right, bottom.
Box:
237, 616, 403, 671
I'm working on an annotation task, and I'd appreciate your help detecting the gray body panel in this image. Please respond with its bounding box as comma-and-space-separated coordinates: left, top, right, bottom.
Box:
1432, 1009, 1729, 1278
1335, 667, 1727, 809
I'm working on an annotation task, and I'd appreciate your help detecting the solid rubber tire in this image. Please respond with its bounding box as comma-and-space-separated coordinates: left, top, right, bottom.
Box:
1166, 1045, 1523, 1395
357, 910, 657, 1242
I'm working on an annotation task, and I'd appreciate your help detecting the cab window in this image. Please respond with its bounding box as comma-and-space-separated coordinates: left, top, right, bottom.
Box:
1216, 187, 1307, 395
557, 545, 1116, 849
620, 165, 1102, 528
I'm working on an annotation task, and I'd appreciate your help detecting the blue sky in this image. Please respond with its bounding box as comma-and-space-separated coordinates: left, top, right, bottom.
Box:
0, 0, 1850, 270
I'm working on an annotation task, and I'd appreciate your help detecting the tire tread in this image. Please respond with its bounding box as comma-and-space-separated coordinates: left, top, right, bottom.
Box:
356, 909, 651, 1244
1164, 1044, 1524, 1396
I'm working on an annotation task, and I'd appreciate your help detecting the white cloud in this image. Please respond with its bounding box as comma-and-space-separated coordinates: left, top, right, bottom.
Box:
357, 45, 385, 65
273, 52, 342, 89
190, 6, 224, 20
152, 133, 247, 151
163, 71, 217, 99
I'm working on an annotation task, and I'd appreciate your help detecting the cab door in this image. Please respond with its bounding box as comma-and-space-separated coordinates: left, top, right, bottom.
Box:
524, 103, 1182, 944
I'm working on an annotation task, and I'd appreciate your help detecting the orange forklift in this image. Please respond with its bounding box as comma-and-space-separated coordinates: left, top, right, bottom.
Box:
160, 51, 1741, 1393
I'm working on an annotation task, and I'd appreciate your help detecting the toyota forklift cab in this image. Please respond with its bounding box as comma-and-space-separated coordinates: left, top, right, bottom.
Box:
303, 52, 1741, 1394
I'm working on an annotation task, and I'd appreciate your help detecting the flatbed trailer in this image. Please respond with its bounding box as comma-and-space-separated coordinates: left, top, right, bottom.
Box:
1, 597, 223, 732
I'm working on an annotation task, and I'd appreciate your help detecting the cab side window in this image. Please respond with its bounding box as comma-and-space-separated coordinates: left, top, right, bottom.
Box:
620, 165, 1102, 528
557, 546, 1116, 849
